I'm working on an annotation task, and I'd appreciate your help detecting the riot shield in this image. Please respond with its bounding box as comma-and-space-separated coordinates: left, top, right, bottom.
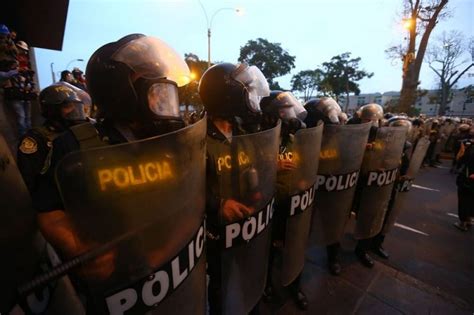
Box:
406, 136, 430, 179
309, 123, 371, 246
55, 118, 207, 314
400, 136, 430, 191
0, 134, 82, 315
354, 127, 407, 239
215, 123, 280, 315
279, 123, 323, 286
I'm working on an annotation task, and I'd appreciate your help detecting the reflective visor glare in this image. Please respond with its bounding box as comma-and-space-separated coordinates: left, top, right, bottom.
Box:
233, 65, 270, 112
111, 36, 191, 86
278, 106, 297, 120
148, 84, 180, 118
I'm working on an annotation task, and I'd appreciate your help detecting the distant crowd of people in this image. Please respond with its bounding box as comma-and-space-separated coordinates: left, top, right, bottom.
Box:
0, 24, 88, 139
377, 113, 474, 232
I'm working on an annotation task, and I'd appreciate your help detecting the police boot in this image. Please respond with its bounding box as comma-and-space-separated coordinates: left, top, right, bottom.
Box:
355, 241, 374, 268
288, 277, 308, 311
326, 243, 342, 276
262, 284, 276, 303
371, 234, 389, 259
293, 290, 308, 310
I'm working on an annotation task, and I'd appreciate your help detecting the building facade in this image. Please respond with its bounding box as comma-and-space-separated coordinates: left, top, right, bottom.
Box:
335, 85, 474, 117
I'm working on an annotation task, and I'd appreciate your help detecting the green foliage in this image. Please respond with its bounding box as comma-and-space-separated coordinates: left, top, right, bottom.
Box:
291, 69, 324, 101
320, 52, 373, 101
238, 38, 296, 89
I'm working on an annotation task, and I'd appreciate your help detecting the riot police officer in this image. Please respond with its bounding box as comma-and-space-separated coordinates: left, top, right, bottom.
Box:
199, 62, 278, 315
31, 34, 207, 314
17, 83, 89, 198
371, 116, 413, 258
260, 91, 311, 310
305, 97, 363, 276
454, 126, 474, 231
352, 103, 384, 268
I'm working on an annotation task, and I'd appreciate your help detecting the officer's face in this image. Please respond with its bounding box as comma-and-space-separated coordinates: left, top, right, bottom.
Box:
61, 102, 86, 121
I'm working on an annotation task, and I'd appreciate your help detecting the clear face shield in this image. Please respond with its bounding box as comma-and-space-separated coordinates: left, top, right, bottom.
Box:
112, 36, 191, 134
317, 97, 342, 124
62, 101, 87, 122
274, 92, 307, 121
233, 64, 270, 113
112, 36, 191, 87
147, 82, 180, 118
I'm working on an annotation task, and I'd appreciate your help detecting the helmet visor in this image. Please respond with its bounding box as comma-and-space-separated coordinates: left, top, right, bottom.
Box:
279, 92, 307, 121
147, 82, 180, 118
273, 92, 307, 121
233, 65, 270, 113
62, 101, 86, 121
112, 36, 191, 87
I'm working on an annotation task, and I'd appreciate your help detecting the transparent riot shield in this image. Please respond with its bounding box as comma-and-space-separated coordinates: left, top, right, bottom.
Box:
55, 118, 207, 314
354, 127, 407, 239
406, 136, 430, 179
399, 136, 430, 192
0, 134, 82, 315
215, 123, 280, 315
309, 123, 371, 246
279, 123, 323, 286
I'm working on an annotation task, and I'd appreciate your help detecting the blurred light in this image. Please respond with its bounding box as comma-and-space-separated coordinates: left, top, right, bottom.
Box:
190, 72, 197, 80
402, 18, 413, 30
235, 7, 244, 16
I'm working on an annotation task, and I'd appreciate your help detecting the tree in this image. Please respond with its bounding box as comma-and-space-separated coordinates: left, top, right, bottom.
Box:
386, 0, 449, 113
178, 53, 209, 112
427, 31, 474, 115
320, 52, 374, 111
238, 38, 296, 90
290, 69, 324, 101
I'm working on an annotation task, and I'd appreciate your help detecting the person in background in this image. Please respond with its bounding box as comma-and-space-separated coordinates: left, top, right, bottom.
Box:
71, 67, 87, 91
59, 70, 74, 84
453, 127, 474, 231
3, 60, 36, 137
451, 124, 471, 173
17, 83, 90, 197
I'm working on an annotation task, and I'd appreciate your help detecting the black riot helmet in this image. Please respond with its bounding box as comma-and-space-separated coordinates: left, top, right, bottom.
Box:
198, 62, 270, 120
86, 34, 191, 134
39, 83, 87, 130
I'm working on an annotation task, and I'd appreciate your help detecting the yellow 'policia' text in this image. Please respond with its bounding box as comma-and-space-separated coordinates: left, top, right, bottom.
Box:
98, 161, 173, 191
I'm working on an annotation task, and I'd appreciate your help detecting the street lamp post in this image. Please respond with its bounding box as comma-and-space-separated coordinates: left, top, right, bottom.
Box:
66, 58, 84, 71
198, 1, 242, 68
50, 62, 56, 83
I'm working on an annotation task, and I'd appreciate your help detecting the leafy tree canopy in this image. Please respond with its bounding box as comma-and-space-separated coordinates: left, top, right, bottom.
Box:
320, 52, 373, 99
291, 69, 324, 101
238, 38, 296, 90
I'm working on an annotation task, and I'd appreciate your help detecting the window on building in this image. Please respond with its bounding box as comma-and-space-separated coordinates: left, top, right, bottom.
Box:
357, 97, 365, 106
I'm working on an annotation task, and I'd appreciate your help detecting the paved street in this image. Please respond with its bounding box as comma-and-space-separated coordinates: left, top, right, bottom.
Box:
261, 161, 473, 314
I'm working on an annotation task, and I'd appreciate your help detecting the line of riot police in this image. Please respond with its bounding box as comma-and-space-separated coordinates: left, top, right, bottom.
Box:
1, 34, 430, 315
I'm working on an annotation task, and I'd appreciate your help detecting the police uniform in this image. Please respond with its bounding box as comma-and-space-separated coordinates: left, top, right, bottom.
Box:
352, 125, 379, 266
456, 139, 474, 224
371, 139, 412, 256
266, 133, 306, 301
206, 118, 256, 315
17, 123, 60, 195
33, 121, 126, 213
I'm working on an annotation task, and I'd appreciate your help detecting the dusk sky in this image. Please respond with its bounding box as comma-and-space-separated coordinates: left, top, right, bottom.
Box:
34, 0, 473, 94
